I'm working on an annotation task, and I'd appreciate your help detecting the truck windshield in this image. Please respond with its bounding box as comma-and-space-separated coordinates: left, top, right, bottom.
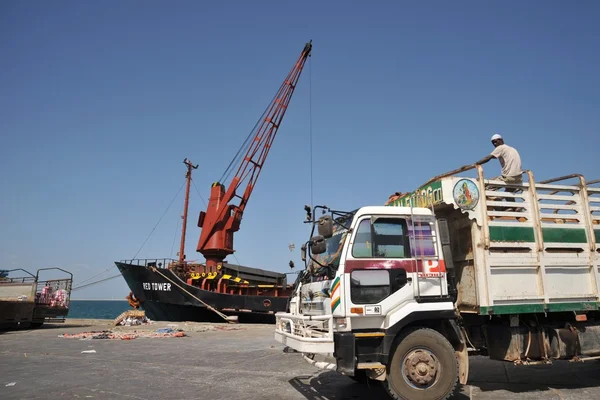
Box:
312, 211, 355, 270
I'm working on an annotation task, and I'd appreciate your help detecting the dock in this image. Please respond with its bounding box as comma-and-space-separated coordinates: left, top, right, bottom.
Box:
1, 319, 600, 399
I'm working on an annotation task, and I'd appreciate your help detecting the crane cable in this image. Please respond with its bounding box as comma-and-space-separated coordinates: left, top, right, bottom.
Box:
219, 90, 279, 185
72, 65, 293, 292
71, 181, 186, 291
309, 54, 313, 208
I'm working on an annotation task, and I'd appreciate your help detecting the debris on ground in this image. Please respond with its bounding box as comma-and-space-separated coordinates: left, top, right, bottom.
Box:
113, 310, 152, 326
5, 382, 17, 387
156, 327, 177, 334
176, 323, 245, 333
81, 350, 97, 354
60, 328, 185, 340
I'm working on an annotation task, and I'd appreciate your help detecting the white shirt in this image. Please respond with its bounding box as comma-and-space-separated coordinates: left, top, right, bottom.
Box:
491, 144, 522, 177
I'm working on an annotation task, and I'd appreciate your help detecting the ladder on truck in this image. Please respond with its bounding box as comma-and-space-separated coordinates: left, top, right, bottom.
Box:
408, 196, 447, 302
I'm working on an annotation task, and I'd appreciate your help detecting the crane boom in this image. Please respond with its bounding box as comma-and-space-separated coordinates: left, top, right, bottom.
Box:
196, 41, 312, 268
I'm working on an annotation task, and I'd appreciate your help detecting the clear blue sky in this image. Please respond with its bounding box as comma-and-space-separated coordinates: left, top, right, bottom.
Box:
1, 1, 598, 299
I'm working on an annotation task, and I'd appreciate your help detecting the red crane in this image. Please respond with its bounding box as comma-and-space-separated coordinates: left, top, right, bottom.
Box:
196, 41, 312, 268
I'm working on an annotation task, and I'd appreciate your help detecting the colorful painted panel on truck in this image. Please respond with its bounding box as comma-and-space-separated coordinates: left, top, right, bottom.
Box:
385, 180, 443, 208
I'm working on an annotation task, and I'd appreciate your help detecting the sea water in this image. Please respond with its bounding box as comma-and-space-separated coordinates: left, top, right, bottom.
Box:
68, 300, 131, 319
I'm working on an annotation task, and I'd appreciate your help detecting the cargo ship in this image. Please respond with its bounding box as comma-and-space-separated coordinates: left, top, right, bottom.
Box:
115, 41, 312, 323
115, 258, 293, 323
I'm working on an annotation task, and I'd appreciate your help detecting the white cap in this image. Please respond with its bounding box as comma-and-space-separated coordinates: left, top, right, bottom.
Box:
491, 134, 502, 141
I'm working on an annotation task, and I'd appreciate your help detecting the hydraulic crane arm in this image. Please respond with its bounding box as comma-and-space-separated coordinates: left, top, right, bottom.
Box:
197, 41, 312, 268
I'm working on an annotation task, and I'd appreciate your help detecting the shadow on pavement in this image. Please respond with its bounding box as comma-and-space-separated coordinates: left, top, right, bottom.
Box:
288, 371, 470, 400
468, 357, 600, 394
289, 357, 600, 399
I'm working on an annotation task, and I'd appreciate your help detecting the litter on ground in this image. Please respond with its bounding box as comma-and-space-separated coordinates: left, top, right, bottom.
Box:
113, 310, 151, 326
60, 329, 186, 340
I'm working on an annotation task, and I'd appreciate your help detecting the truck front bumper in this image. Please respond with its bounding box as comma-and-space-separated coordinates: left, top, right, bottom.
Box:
274, 312, 335, 354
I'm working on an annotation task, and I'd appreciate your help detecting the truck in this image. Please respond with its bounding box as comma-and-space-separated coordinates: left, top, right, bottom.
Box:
274, 166, 600, 400
0, 268, 73, 330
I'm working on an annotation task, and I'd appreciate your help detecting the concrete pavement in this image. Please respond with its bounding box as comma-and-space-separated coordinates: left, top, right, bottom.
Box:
1, 319, 599, 399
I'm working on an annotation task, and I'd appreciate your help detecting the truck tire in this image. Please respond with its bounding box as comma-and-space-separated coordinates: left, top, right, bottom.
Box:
385, 327, 458, 400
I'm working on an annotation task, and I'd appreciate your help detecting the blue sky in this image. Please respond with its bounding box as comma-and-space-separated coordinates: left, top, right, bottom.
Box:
1, 1, 598, 299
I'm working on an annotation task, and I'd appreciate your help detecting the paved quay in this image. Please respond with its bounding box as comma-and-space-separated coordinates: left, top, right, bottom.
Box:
1, 319, 600, 399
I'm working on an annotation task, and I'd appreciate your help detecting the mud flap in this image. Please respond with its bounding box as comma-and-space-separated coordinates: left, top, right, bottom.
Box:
448, 320, 469, 385
334, 332, 356, 376
456, 341, 469, 385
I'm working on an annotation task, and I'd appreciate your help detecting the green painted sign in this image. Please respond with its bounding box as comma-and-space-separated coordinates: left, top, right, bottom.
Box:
543, 228, 588, 243
489, 226, 589, 244
387, 180, 443, 208
489, 226, 535, 242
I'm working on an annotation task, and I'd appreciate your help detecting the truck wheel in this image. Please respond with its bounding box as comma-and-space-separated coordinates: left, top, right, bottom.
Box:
385, 328, 458, 400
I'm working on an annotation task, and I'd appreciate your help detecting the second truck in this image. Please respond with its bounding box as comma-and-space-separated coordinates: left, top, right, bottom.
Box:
274, 165, 599, 400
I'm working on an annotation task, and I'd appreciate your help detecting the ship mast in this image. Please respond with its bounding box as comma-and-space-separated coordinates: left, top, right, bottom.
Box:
179, 158, 198, 263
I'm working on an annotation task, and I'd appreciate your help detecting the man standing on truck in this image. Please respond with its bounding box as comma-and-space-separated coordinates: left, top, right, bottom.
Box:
475, 133, 523, 182
475, 133, 523, 204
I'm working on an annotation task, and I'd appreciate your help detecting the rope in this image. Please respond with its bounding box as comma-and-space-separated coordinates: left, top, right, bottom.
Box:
191, 178, 208, 207
170, 217, 181, 259
131, 181, 186, 260
150, 267, 236, 323
72, 274, 121, 291
74, 181, 186, 289
74, 267, 118, 288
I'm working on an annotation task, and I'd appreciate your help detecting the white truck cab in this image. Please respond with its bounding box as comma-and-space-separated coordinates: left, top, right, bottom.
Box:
276, 205, 463, 399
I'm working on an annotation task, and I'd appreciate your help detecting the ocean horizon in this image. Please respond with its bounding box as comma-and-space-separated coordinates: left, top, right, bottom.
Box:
71, 298, 130, 301
68, 299, 132, 319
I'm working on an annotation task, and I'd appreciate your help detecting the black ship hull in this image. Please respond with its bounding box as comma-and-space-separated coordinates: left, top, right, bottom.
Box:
115, 262, 290, 323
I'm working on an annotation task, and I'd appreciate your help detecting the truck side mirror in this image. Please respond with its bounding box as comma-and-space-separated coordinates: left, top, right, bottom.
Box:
304, 205, 312, 221
438, 218, 451, 246
301, 244, 307, 261
318, 215, 334, 239
310, 235, 327, 255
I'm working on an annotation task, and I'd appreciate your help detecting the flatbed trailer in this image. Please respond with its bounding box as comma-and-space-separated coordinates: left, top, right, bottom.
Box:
0, 268, 72, 329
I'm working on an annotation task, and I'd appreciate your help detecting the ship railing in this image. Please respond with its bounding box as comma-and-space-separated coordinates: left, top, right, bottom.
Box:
119, 259, 177, 269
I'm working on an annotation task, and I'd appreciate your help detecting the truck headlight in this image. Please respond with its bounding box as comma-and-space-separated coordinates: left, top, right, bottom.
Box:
280, 321, 291, 333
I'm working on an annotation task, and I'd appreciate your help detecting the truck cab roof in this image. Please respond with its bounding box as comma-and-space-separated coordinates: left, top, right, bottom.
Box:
356, 205, 434, 218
